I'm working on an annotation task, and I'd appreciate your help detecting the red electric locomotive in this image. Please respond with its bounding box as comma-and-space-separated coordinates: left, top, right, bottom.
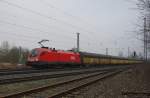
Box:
27, 47, 81, 68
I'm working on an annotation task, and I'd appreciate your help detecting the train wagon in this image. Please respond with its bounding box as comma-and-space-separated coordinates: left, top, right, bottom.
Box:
80, 52, 142, 66
80, 52, 111, 66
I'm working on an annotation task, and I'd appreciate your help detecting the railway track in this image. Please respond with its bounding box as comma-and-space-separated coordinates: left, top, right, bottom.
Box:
0, 67, 80, 76
0, 65, 130, 76
0, 66, 128, 84
0, 67, 89, 76
0, 66, 128, 98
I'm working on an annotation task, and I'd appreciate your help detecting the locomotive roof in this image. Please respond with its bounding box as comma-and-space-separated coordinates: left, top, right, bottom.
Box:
34, 48, 80, 54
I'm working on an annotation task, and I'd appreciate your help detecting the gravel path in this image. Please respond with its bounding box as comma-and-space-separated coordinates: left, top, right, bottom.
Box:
63, 63, 150, 98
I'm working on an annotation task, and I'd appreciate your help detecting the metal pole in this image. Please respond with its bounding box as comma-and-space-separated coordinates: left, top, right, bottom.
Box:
106, 48, 108, 55
128, 47, 130, 58
146, 32, 148, 60
77, 33, 80, 52
144, 17, 146, 60
18, 46, 22, 64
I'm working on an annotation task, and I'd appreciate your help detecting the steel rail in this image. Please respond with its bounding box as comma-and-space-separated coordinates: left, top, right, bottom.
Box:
122, 91, 150, 96
0, 71, 109, 98
0, 68, 127, 98
0, 66, 118, 85
0, 67, 83, 76
0, 65, 130, 76
0, 66, 129, 85
49, 69, 124, 98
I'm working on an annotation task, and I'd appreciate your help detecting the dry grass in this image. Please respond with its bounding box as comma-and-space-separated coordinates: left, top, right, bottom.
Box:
0, 63, 27, 69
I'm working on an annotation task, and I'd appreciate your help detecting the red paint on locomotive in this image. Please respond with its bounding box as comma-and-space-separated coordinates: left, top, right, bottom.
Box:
27, 48, 81, 67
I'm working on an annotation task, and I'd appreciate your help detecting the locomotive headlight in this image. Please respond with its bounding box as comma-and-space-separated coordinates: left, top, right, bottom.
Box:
35, 58, 38, 61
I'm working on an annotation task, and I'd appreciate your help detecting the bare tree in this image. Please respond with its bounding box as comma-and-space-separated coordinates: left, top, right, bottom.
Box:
0, 41, 10, 62
0, 41, 29, 64
0, 41, 9, 53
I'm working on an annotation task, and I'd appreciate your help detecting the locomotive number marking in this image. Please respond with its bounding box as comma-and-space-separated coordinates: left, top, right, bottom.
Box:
70, 56, 75, 60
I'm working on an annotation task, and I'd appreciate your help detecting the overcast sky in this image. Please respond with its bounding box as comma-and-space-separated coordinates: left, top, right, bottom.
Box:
0, 0, 142, 56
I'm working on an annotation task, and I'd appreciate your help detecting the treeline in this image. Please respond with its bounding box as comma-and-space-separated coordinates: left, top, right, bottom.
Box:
0, 41, 29, 64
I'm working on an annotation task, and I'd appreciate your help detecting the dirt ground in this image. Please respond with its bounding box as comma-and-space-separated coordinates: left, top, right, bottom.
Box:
0, 63, 27, 69
64, 63, 150, 98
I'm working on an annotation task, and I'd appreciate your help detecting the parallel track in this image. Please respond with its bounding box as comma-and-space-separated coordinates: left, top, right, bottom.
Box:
0, 67, 128, 98
50, 70, 123, 98
0, 66, 128, 84
0, 67, 80, 76
0, 65, 130, 76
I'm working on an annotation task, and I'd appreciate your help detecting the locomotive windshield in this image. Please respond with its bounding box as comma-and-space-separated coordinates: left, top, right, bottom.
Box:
31, 49, 38, 57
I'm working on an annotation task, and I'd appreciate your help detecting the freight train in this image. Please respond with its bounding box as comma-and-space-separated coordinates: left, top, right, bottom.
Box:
26, 47, 142, 68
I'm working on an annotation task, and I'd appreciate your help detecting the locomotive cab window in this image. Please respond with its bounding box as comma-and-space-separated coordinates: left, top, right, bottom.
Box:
31, 49, 38, 57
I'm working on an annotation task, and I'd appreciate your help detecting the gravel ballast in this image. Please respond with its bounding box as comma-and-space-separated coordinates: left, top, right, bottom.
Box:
63, 63, 150, 98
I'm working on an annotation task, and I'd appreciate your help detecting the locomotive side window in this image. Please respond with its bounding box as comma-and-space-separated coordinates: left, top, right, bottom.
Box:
31, 49, 38, 57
